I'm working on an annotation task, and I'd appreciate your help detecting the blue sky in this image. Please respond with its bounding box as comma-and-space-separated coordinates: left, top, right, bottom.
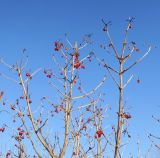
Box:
0, 0, 160, 157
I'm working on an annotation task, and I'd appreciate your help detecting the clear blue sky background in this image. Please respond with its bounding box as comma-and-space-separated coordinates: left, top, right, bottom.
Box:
0, 0, 160, 157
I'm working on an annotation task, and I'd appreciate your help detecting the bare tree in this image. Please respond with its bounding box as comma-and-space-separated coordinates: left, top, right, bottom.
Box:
0, 35, 108, 157
96, 17, 152, 158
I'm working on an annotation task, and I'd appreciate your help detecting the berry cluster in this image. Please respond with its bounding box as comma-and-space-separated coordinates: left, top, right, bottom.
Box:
54, 41, 63, 51
73, 52, 85, 69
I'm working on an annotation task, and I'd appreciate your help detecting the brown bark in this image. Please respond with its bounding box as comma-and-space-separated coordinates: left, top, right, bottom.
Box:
114, 62, 123, 158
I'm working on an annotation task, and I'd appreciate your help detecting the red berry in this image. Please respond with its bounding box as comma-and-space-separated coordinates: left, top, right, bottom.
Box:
137, 79, 140, 84
55, 108, 58, 113
72, 152, 76, 155
94, 135, 97, 139
54, 41, 63, 51
81, 65, 85, 69
29, 99, 32, 104
74, 61, 81, 69
121, 113, 132, 119
82, 125, 87, 130
60, 105, 64, 111
11, 105, 16, 110
26, 73, 29, 76
20, 96, 24, 99
17, 127, 21, 131
96, 129, 103, 138
20, 135, 24, 139
87, 118, 91, 123
26, 73, 32, 79
0, 127, 5, 132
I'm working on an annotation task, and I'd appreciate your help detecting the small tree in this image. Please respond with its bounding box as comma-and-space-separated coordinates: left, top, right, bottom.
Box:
95, 17, 152, 158
0, 35, 108, 157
